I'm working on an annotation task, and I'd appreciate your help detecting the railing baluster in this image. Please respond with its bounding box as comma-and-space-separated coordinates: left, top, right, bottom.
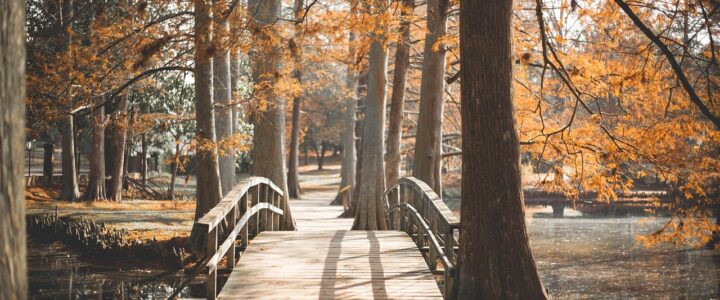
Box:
445, 227, 456, 299
267, 188, 274, 231
273, 191, 280, 230
241, 193, 248, 248
207, 227, 218, 300
226, 203, 236, 269
255, 185, 262, 235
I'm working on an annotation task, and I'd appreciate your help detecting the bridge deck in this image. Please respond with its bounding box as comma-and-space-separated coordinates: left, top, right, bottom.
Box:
217, 188, 443, 299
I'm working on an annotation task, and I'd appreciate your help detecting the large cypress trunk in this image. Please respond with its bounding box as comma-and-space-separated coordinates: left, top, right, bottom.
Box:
214, 14, 235, 196
190, 0, 224, 244
352, 0, 389, 230
0, 0, 27, 295
107, 92, 129, 201
60, 115, 80, 201
84, 105, 107, 201
249, 0, 296, 230
412, 0, 449, 194
385, 0, 414, 187
457, 0, 547, 297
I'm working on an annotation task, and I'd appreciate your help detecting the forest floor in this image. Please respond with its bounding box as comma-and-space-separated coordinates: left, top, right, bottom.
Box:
25, 156, 345, 243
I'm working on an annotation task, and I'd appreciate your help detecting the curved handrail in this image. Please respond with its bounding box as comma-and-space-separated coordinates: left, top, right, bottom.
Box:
195, 176, 287, 300
384, 176, 460, 299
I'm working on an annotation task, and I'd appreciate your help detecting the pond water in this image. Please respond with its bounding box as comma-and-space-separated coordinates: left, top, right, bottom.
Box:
26, 237, 203, 299
529, 215, 720, 299
27, 215, 720, 299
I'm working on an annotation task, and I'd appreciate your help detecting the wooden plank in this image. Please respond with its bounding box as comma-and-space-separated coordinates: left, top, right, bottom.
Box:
218, 230, 443, 299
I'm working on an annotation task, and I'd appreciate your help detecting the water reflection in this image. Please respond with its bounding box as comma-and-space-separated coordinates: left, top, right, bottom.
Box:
27, 236, 201, 299
529, 215, 720, 299
28, 215, 720, 299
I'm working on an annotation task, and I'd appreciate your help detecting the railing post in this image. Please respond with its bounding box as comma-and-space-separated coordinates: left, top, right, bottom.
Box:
428, 215, 438, 271
253, 185, 260, 236
445, 227, 457, 300
207, 227, 218, 300
267, 188, 274, 231
241, 193, 248, 248
259, 184, 267, 232
273, 191, 280, 230
226, 203, 237, 269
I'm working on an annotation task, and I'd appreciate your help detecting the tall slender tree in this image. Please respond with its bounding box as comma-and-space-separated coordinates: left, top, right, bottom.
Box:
83, 104, 108, 201
457, 0, 548, 297
190, 0, 224, 243
385, 0, 414, 187
334, 31, 358, 208
412, 0, 449, 194
215, 1, 235, 196
0, 0, 27, 296
287, 0, 305, 199
352, 0, 389, 230
249, 0, 296, 230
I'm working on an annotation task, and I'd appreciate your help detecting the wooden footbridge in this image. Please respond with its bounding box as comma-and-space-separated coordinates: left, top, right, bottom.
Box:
191, 176, 460, 299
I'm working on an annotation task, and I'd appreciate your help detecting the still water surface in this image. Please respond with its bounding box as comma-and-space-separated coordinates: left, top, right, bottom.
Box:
28, 215, 720, 299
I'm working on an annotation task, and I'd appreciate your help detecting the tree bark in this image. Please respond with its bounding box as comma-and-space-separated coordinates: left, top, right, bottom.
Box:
230, 50, 245, 131
457, 0, 548, 297
287, 0, 304, 199
43, 141, 55, 186
215, 16, 235, 196
352, 1, 389, 230
190, 0, 224, 245
141, 133, 148, 185
412, 0, 449, 195
60, 115, 80, 201
385, 0, 414, 187
249, 0, 296, 230
83, 105, 107, 201
107, 91, 129, 201
0, 0, 27, 295
334, 70, 357, 206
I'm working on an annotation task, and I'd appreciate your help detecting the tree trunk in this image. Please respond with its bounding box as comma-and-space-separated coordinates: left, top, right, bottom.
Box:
457, 0, 548, 297
249, 0, 296, 230
334, 68, 357, 206
83, 106, 107, 201
352, 1, 389, 230
412, 0, 449, 195
0, 0, 27, 295
288, 94, 302, 198
190, 0, 224, 245
107, 92, 129, 201
60, 115, 80, 201
141, 133, 148, 185
385, 0, 414, 187
317, 142, 325, 170
287, 0, 304, 199
43, 141, 55, 186
230, 49, 245, 131
215, 16, 235, 196
169, 140, 180, 200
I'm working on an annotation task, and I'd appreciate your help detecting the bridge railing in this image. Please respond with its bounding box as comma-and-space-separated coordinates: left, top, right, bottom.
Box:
384, 177, 461, 299
196, 176, 285, 300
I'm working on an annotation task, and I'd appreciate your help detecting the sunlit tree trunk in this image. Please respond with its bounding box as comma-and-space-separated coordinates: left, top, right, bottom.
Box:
0, 0, 27, 295
457, 0, 548, 297
249, 0, 296, 230
385, 0, 414, 187
287, 0, 305, 199
60, 115, 80, 201
215, 15, 235, 196
353, 0, 389, 230
107, 92, 130, 201
84, 105, 107, 201
412, 0, 449, 194
190, 0, 224, 245
230, 50, 245, 131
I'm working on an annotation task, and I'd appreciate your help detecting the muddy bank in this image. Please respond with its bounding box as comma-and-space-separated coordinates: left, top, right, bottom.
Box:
27, 213, 191, 268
